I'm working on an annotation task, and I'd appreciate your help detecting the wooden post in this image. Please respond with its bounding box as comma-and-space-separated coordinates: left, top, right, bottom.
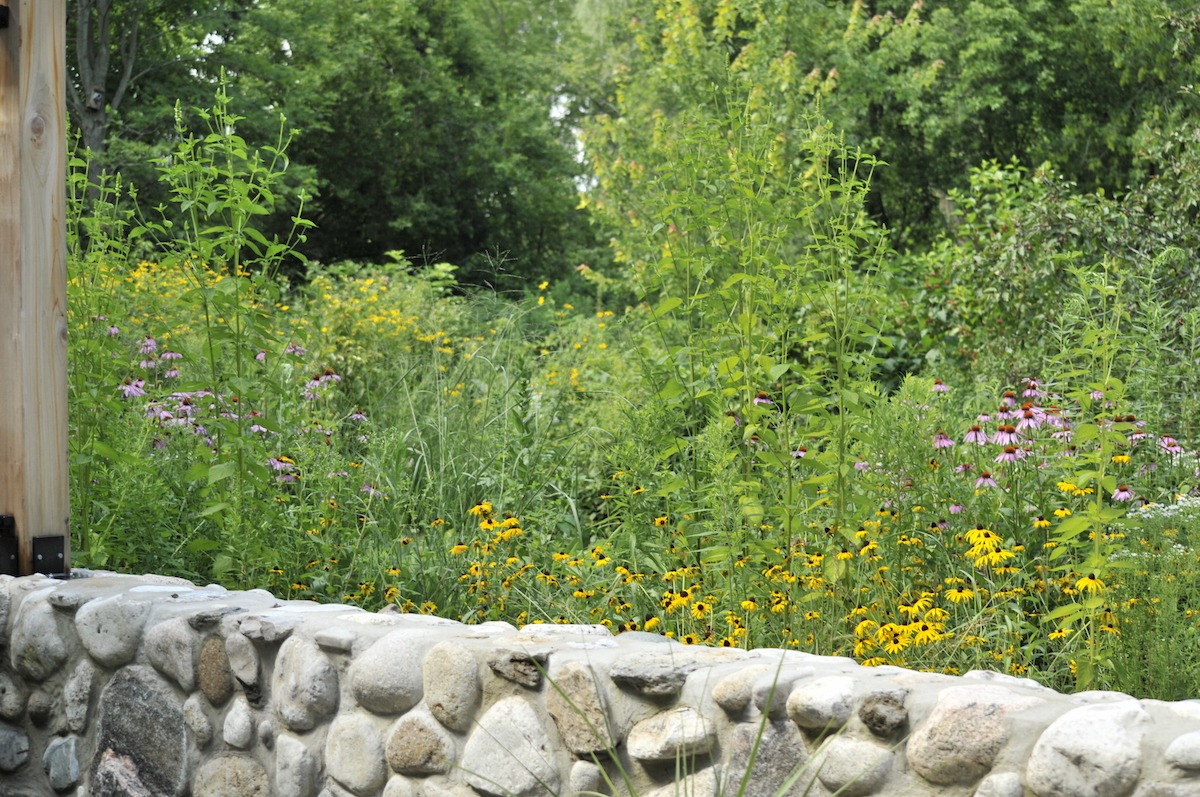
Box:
0, 0, 70, 576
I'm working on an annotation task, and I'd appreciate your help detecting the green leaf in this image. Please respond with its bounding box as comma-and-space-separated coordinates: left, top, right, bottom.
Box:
651, 297, 682, 318
207, 461, 238, 485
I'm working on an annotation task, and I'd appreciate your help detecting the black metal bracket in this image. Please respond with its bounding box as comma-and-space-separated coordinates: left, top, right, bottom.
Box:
0, 5, 9, 30
0, 516, 17, 576
33, 535, 66, 575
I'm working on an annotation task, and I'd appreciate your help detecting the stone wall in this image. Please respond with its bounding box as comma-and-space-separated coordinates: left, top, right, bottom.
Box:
1, 572, 1199, 797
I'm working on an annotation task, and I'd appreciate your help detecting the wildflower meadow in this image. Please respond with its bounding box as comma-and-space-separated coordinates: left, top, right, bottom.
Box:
65, 82, 1200, 703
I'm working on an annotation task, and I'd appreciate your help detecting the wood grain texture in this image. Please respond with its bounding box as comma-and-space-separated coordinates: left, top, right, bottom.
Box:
0, 0, 70, 575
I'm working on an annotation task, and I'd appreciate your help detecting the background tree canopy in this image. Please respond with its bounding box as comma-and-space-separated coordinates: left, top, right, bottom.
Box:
68, 0, 1200, 287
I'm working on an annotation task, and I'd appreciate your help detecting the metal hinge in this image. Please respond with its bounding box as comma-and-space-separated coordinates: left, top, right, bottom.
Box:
0, 516, 17, 576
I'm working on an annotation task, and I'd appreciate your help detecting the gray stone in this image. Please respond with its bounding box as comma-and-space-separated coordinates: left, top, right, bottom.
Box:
27, 688, 52, 729
0, 672, 27, 721
273, 636, 339, 731
198, 635, 235, 707
276, 733, 317, 797
183, 693, 213, 748
186, 606, 243, 630
1026, 700, 1150, 797
386, 710, 455, 774
487, 647, 549, 688
350, 631, 428, 715
609, 652, 699, 697
711, 665, 773, 716
144, 617, 199, 691
194, 754, 270, 797
858, 690, 908, 738
76, 594, 151, 668
258, 717, 275, 750
43, 734, 81, 792
0, 721, 30, 772
462, 696, 561, 797
1165, 729, 1200, 771
627, 706, 715, 761
546, 660, 616, 754
239, 612, 301, 643
223, 696, 254, 749
424, 640, 481, 732
10, 590, 68, 681
812, 736, 892, 797
326, 711, 387, 795
224, 632, 262, 706
976, 772, 1026, 797
92, 666, 188, 797
64, 658, 95, 734
907, 685, 1043, 786
787, 675, 856, 732
315, 627, 358, 653
644, 768, 718, 797
725, 720, 808, 797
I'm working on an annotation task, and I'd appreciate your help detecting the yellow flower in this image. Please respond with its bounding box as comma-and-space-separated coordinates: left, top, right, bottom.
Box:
945, 585, 975, 604
740, 599, 758, 612
1056, 481, 1078, 493
1111, 454, 1131, 464
1053, 508, 1072, 518
1075, 573, 1106, 593
468, 501, 494, 518
538, 280, 549, 290
449, 543, 469, 555
654, 516, 669, 527
1033, 516, 1051, 529
1048, 627, 1073, 640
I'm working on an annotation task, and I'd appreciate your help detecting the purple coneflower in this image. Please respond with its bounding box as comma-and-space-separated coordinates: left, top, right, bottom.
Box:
1112, 485, 1134, 502
964, 425, 988, 445
791, 447, 808, 458
284, 342, 307, 356
753, 391, 773, 405
975, 472, 999, 489
949, 504, 965, 514
932, 379, 950, 393
955, 463, 973, 473
119, 378, 146, 398
139, 337, 157, 355
990, 425, 1019, 446
1160, 435, 1184, 456
933, 430, 955, 449
1022, 379, 1044, 398
994, 445, 1025, 463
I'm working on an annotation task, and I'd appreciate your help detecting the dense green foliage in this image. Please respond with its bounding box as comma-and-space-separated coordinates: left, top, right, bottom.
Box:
64, 1, 1200, 699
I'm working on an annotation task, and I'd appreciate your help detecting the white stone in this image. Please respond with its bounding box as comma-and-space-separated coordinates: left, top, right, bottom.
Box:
194, 754, 270, 797
976, 772, 1026, 797
276, 733, 317, 797
907, 684, 1043, 786
1026, 701, 1150, 797
627, 706, 715, 761
644, 768, 718, 797
350, 630, 428, 715
75, 594, 152, 668
183, 693, 213, 748
711, 665, 773, 715
725, 720, 809, 797
9, 590, 67, 681
813, 736, 892, 797
64, 658, 95, 733
225, 632, 260, 687
461, 696, 561, 797
546, 660, 616, 754
570, 760, 603, 796
144, 617, 199, 691
327, 712, 387, 795
787, 675, 856, 732
423, 640, 481, 732
273, 636, 339, 732
609, 652, 700, 697
1164, 729, 1200, 771
753, 667, 814, 719
223, 696, 255, 749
